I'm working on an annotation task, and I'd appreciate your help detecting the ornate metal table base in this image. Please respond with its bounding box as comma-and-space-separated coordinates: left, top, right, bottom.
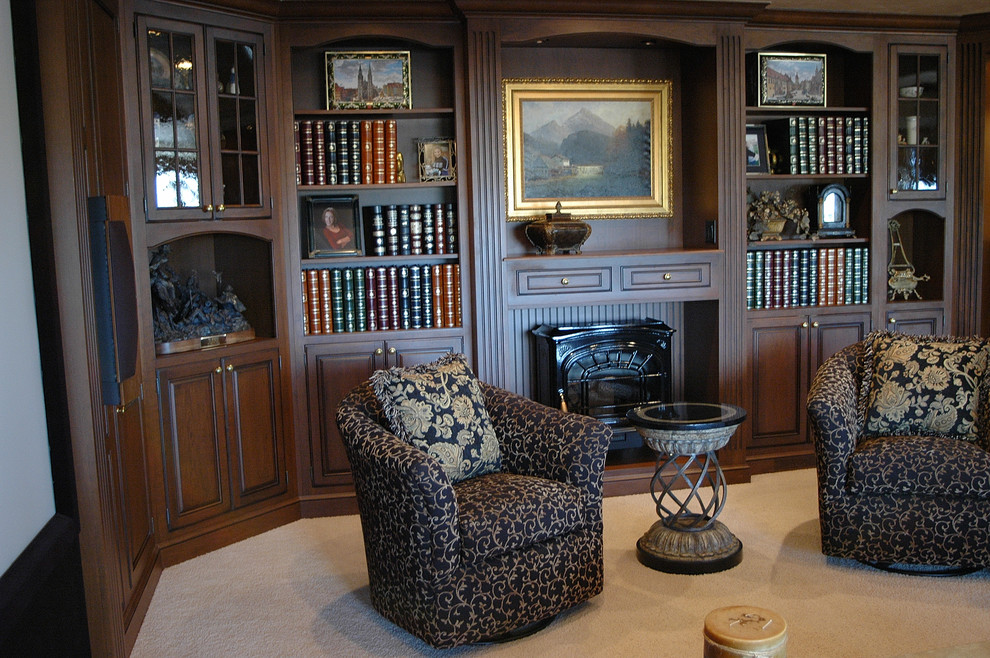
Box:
627, 404, 747, 575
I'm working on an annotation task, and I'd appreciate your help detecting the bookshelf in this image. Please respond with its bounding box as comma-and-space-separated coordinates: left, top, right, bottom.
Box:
280, 25, 472, 500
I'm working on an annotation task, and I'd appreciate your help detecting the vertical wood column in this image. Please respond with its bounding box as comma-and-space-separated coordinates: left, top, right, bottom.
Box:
465, 19, 508, 386
955, 37, 987, 335
716, 27, 750, 473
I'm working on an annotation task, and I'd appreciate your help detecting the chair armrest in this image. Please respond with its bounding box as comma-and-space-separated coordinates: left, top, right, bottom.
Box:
807, 343, 863, 494
336, 389, 460, 583
480, 382, 611, 511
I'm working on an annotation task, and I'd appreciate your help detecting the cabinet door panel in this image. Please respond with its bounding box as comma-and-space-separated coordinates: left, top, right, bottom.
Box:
812, 312, 871, 373
158, 362, 228, 529
225, 350, 286, 507
886, 308, 944, 336
749, 320, 808, 448
305, 341, 382, 488
390, 336, 465, 367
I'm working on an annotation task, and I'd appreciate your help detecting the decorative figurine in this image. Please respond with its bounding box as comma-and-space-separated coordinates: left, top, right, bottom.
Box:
523, 201, 592, 255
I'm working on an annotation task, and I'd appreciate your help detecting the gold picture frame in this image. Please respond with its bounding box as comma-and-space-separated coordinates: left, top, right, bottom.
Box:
502, 78, 673, 221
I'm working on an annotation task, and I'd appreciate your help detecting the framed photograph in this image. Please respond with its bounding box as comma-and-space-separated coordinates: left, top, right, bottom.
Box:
758, 52, 826, 107
417, 138, 456, 182
503, 78, 673, 221
305, 195, 363, 258
746, 124, 770, 174
325, 51, 411, 110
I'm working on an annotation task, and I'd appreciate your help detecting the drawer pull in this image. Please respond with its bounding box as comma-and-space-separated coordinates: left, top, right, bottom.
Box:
561, 277, 569, 286
889, 317, 897, 324
663, 272, 672, 280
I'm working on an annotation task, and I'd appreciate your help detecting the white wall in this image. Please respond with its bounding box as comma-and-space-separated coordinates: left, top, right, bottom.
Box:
0, 0, 57, 574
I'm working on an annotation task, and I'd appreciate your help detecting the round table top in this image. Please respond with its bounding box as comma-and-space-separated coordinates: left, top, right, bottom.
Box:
626, 402, 747, 431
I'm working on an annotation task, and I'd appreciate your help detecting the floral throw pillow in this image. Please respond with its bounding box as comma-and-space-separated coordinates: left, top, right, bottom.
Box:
862, 331, 990, 440
370, 353, 501, 483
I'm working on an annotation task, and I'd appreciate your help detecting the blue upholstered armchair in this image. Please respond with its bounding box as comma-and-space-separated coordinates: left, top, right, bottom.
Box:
336, 375, 610, 648
807, 334, 990, 573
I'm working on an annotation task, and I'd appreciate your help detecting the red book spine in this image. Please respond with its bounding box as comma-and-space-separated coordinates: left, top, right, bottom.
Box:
781, 251, 791, 309
373, 120, 386, 185
361, 120, 373, 185
305, 269, 321, 334
300, 271, 309, 335
431, 264, 444, 329
365, 267, 378, 332
300, 120, 315, 186
386, 120, 398, 184
319, 268, 333, 333
443, 264, 456, 328
376, 266, 389, 331
293, 121, 302, 186
387, 266, 401, 331
453, 264, 461, 326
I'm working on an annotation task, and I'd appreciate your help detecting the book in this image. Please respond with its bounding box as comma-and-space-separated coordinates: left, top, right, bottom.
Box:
313, 119, 326, 185
350, 120, 361, 185
343, 268, 356, 332
746, 252, 755, 310
326, 120, 337, 185
330, 269, 344, 332
361, 120, 373, 185
305, 269, 321, 334
300, 119, 315, 185
301, 271, 309, 335
453, 264, 462, 326
398, 205, 411, 255
434, 203, 446, 255
387, 266, 400, 330
797, 116, 809, 174
370, 205, 385, 256
354, 268, 367, 332
443, 264, 457, 327
373, 120, 386, 185
409, 204, 423, 255
386, 119, 398, 183
398, 266, 411, 329
385, 205, 399, 256
432, 264, 444, 328
337, 120, 350, 185
753, 251, 764, 309
422, 265, 434, 328
422, 205, 436, 255
409, 266, 422, 329
365, 267, 378, 332
445, 203, 457, 254
319, 268, 332, 334
293, 121, 302, 185
376, 266, 390, 330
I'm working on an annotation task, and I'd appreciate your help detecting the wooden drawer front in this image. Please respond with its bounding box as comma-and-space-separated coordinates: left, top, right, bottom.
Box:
621, 262, 711, 291
516, 267, 612, 296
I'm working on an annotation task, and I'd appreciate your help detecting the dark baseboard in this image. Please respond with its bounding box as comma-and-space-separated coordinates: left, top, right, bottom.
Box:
0, 514, 90, 656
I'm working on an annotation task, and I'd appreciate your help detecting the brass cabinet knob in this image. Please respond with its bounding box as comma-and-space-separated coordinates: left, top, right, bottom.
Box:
663, 272, 672, 280
217, 204, 225, 213
215, 366, 222, 374
889, 317, 897, 324
812, 321, 819, 328
203, 204, 214, 213
388, 346, 397, 355
561, 277, 569, 286
226, 364, 234, 371
374, 347, 383, 355
801, 321, 809, 328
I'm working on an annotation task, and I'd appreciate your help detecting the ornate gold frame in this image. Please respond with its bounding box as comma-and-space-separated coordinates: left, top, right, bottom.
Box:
502, 78, 673, 221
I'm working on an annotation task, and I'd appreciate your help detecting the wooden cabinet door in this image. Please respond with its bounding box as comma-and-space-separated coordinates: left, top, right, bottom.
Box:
157, 360, 229, 529
223, 349, 286, 508
810, 311, 872, 373
748, 316, 810, 451
885, 307, 944, 335
305, 340, 382, 488
387, 336, 465, 368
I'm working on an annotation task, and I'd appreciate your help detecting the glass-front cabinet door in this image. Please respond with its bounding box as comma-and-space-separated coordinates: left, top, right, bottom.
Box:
138, 17, 270, 222
888, 45, 947, 200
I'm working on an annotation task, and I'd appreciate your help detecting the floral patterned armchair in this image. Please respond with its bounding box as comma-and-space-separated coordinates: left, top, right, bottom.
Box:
336, 373, 610, 648
807, 333, 990, 572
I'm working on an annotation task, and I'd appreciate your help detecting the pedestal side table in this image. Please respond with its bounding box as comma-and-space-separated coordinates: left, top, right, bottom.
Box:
626, 402, 747, 574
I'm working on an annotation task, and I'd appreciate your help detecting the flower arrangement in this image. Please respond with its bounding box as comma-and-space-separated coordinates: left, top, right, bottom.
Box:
747, 190, 810, 241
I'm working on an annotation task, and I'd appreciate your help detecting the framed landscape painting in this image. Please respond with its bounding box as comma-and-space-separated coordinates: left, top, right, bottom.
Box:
502, 78, 673, 221
325, 51, 411, 110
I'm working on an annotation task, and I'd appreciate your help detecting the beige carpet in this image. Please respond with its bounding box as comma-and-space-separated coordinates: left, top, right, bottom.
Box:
131, 469, 990, 657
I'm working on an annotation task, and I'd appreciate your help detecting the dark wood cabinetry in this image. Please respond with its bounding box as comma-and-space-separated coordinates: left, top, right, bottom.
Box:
156, 347, 287, 530
303, 336, 463, 492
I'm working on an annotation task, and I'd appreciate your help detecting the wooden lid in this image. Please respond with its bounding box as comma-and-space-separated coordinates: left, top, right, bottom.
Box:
704, 606, 787, 651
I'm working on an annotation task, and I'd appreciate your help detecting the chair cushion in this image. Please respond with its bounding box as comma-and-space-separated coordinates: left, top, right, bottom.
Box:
370, 353, 501, 484
847, 435, 990, 498
861, 331, 990, 440
453, 472, 585, 560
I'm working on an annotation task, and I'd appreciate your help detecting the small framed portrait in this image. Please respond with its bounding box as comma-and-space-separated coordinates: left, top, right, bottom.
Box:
746, 124, 770, 174
417, 138, 456, 183
305, 195, 363, 258
757, 52, 826, 108
324, 50, 411, 110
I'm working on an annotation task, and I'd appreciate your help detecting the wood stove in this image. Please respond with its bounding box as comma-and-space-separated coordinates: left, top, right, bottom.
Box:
532, 320, 675, 443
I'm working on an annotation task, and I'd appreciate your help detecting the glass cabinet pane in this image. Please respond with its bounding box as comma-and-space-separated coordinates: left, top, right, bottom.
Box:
214, 38, 261, 208
891, 49, 944, 198
147, 28, 201, 210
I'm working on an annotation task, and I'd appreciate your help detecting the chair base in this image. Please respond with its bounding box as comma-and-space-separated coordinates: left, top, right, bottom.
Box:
863, 561, 982, 577
480, 614, 557, 644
